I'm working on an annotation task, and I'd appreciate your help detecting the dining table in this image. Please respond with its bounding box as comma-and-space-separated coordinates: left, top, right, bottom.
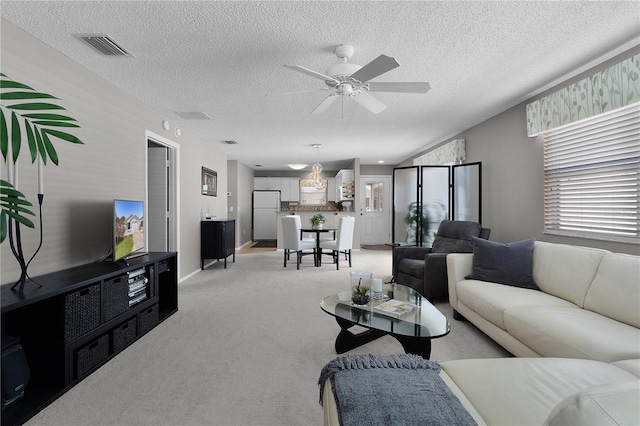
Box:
300, 227, 337, 266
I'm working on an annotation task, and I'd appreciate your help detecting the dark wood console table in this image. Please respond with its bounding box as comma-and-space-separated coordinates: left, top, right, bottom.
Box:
201, 220, 235, 269
0, 252, 178, 426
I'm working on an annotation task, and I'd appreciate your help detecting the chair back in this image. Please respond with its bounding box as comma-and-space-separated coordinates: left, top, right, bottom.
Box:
286, 214, 302, 229
335, 216, 355, 250
431, 220, 490, 253
282, 216, 303, 250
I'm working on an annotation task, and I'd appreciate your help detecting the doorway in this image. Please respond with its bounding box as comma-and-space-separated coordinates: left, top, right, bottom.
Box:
146, 131, 179, 257
359, 176, 391, 245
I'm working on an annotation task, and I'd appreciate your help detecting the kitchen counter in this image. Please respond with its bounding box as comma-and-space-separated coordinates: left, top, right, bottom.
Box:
280, 201, 342, 212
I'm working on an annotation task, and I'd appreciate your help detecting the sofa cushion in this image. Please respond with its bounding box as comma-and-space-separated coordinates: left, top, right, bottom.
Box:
440, 358, 639, 426
456, 280, 577, 329
398, 258, 425, 279
610, 359, 640, 378
431, 220, 481, 253
504, 306, 640, 362
584, 253, 640, 328
466, 238, 538, 290
532, 241, 609, 307
544, 380, 640, 426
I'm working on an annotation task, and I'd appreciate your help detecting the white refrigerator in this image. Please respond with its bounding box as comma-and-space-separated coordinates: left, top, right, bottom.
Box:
253, 190, 281, 240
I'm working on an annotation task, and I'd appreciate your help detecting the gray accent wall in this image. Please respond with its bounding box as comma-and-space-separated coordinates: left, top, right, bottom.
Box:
402, 45, 640, 255
1, 20, 229, 281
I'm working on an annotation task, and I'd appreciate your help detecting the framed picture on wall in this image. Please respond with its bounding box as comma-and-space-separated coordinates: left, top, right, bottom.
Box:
202, 167, 217, 197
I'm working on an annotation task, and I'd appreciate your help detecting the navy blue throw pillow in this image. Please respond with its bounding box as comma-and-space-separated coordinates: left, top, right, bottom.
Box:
465, 237, 539, 290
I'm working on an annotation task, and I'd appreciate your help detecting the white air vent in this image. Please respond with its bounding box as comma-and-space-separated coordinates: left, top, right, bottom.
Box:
175, 111, 211, 120
75, 34, 133, 56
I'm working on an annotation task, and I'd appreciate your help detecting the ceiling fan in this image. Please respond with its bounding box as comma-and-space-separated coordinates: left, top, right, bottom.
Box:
284, 44, 430, 115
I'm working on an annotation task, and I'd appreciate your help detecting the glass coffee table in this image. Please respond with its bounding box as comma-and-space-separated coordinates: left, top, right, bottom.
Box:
320, 284, 450, 359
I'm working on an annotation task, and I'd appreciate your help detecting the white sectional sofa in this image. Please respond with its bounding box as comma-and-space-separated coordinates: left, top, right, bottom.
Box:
322, 357, 640, 425
447, 241, 640, 361
320, 241, 640, 425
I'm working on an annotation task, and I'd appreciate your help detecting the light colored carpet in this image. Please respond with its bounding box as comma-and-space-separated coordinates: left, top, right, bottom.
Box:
26, 249, 510, 426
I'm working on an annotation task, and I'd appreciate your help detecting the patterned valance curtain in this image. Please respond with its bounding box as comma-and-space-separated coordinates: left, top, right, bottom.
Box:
413, 139, 466, 165
526, 54, 640, 137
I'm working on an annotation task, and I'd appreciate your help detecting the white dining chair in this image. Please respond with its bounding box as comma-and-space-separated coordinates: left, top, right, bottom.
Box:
319, 216, 355, 270
285, 215, 315, 243
282, 216, 316, 269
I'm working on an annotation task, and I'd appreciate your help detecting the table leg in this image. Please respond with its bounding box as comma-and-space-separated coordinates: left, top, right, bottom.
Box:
334, 317, 386, 354
317, 237, 322, 267
392, 335, 432, 359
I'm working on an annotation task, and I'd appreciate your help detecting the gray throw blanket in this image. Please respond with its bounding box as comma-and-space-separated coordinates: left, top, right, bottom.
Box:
318, 354, 477, 426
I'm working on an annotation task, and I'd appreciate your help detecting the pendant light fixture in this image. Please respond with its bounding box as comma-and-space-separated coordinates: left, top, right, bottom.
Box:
310, 144, 326, 189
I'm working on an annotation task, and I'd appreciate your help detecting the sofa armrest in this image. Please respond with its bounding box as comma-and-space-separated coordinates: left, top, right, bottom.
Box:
447, 253, 474, 309
424, 253, 449, 299
392, 246, 433, 278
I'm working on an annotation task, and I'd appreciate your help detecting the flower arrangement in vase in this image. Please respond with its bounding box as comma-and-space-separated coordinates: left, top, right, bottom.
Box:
309, 213, 326, 229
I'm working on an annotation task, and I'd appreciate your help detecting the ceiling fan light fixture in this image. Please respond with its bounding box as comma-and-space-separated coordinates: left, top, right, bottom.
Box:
324, 63, 361, 79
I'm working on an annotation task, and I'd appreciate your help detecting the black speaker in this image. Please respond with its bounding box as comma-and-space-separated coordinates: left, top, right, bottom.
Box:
2, 336, 30, 410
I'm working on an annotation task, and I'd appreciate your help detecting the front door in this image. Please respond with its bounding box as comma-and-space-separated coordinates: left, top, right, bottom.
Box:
359, 176, 391, 245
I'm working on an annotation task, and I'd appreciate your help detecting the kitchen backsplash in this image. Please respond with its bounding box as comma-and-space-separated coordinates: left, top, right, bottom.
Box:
281, 201, 342, 212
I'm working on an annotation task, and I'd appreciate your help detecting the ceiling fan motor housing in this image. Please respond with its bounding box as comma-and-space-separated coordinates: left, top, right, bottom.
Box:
335, 44, 354, 60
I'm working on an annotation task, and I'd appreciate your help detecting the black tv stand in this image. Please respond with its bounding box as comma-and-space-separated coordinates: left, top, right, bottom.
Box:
1, 252, 178, 426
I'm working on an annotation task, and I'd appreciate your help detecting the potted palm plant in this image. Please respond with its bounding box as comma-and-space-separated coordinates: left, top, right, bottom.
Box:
1, 72, 85, 291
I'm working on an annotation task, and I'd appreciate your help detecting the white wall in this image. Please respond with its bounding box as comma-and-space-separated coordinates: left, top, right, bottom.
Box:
1, 19, 228, 281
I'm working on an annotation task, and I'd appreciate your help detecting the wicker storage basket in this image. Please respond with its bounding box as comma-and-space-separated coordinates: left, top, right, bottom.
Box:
64, 284, 101, 343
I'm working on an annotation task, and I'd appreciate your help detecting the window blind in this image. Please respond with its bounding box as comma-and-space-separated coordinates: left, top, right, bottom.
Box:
543, 102, 640, 243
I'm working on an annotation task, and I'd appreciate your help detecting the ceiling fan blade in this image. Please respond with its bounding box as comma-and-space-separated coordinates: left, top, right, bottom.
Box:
352, 92, 387, 114
348, 55, 399, 84
284, 65, 339, 84
367, 82, 431, 93
311, 95, 338, 114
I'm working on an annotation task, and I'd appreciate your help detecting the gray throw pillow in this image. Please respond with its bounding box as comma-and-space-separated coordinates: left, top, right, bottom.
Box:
465, 237, 539, 290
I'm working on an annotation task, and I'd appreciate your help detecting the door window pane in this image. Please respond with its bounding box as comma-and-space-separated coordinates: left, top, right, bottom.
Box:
365, 182, 384, 212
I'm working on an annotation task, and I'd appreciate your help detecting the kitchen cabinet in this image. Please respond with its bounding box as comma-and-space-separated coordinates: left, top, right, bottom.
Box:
254, 177, 281, 191
288, 179, 300, 202
335, 169, 355, 201
254, 178, 299, 201
327, 178, 336, 202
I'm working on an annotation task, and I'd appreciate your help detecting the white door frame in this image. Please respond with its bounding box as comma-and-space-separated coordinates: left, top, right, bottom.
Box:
359, 175, 391, 245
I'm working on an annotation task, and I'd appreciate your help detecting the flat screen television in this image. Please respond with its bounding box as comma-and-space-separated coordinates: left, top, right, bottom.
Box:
113, 199, 146, 262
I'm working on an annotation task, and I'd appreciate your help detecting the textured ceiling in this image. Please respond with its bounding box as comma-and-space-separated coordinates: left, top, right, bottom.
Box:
2, 1, 639, 171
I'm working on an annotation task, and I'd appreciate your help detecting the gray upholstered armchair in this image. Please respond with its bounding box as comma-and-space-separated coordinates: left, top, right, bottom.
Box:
392, 220, 491, 301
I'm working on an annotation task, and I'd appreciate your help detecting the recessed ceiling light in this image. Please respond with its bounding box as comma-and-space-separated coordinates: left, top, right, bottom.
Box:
378, 160, 385, 164
255, 165, 262, 167
288, 164, 307, 170
310, 144, 323, 148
